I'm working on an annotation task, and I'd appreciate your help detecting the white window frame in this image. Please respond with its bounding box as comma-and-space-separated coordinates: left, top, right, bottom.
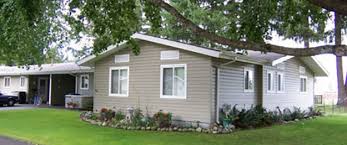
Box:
19, 76, 26, 88
80, 74, 89, 90
277, 72, 285, 93
3, 77, 11, 88
300, 76, 308, 93
244, 68, 254, 92
114, 54, 130, 63
160, 50, 180, 60
160, 64, 187, 99
109, 66, 129, 97
267, 71, 275, 93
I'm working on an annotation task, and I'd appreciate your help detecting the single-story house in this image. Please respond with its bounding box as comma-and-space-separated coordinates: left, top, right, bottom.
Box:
78, 33, 328, 127
0, 62, 93, 106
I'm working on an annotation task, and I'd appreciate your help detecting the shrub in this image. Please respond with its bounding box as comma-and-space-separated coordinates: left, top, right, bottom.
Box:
153, 110, 172, 128
114, 110, 125, 121
100, 108, 115, 122
220, 104, 322, 129
131, 108, 144, 127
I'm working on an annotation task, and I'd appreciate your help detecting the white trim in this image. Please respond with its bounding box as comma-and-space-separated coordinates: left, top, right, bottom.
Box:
114, 54, 130, 63
75, 75, 78, 94
3, 77, 11, 88
266, 71, 275, 93
160, 64, 187, 99
243, 67, 254, 92
277, 72, 285, 93
108, 66, 129, 97
160, 50, 180, 60
19, 76, 26, 88
216, 67, 220, 123
49, 74, 52, 105
79, 74, 89, 90
300, 75, 308, 93
272, 56, 294, 66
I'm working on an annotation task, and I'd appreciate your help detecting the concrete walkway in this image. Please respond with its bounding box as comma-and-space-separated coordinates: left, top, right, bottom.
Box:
0, 136, 31, 145
0, 104, 35, 111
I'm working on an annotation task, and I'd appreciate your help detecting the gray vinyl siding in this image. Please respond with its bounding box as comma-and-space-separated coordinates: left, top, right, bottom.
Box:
93, 41, 214, 124
216, 62, 261, 109
75, 73, 94, 96
262, 58, 315, 110
0, 76, 28, 95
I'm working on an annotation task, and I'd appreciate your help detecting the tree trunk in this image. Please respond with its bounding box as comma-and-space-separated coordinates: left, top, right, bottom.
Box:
334, 13, 346, 105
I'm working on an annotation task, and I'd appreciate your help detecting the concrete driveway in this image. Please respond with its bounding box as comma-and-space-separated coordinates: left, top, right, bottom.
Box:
0, 136, 31, 145
0, 104, 35, 111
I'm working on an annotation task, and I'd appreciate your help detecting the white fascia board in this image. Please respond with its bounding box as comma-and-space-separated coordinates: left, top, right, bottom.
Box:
132, 33, 220, 58
272, 56, 294, 66
77, 42, 128, 66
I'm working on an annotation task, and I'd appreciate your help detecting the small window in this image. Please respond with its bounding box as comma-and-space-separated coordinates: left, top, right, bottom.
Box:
244, 68, 254, 92
114, 54, 130, 63
4, 77, 11, 88
300, 76, 307, 92
80, 74, 89, 90
160, 64, 186, 99
299, 66, 306, 74
160, 50, 179, 60
267, 71, 275, 92
109, 67, 129, 97
277, 73, 285, 92
20, 76, 26, 87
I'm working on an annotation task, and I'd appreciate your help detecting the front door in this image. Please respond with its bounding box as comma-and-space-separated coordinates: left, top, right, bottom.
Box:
38, 78, 49, 104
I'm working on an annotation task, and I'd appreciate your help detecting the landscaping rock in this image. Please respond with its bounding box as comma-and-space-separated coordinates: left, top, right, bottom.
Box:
146, 127, 151, 130
196, 127, 202, 132
141, 127, 145, 130
173, 127, 178, 131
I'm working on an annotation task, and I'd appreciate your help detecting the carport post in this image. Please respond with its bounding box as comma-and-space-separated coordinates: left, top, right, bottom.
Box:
49, 74, 52, 106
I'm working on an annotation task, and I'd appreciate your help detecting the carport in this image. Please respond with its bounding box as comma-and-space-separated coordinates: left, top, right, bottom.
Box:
0, 62, 93, 106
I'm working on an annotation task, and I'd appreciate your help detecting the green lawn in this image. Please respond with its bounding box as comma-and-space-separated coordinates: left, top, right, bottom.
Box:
0, 109, 346, 145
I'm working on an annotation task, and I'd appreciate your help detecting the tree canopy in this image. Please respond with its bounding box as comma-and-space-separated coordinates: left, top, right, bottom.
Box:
0, 0, 347, 65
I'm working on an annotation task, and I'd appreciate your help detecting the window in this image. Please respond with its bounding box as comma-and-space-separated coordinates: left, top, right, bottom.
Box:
109, 67, 129, 97
20, 76, 25, 87
267, 71, 275, 92
160, 50, 179, 60
299, 66, 306, 74
277, 73, 284, 92
300, 76, 307, 92
244, 68, 254, 92
4, 77, 11, 88
160, 64, 186, 99
114, 54, 129, 63
80, 74, 89, 90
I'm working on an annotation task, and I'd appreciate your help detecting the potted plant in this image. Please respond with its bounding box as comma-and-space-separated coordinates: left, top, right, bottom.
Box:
221, 104, 232, 128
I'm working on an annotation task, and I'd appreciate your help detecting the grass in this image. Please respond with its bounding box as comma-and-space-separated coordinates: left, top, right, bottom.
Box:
0, 109, 346, 145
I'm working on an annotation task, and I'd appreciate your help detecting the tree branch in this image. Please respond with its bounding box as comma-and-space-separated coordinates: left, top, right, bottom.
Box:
308, 0, 347, 16
149, 0, 347, 57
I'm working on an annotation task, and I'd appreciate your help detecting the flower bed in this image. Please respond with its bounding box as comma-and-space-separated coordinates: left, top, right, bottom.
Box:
80, 108, 233, 134
80, 105, 322, 134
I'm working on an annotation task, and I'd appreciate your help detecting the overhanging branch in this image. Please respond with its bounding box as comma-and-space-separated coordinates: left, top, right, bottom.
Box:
308, 0, 347, 16
149, 0, 347, 57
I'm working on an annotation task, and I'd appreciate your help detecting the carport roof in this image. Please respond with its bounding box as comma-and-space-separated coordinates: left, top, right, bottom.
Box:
0, 62, 93, 76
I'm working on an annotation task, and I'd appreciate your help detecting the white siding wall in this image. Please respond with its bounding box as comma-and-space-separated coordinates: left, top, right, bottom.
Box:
0, 76, 29, 95
263, 58, 314, 110
75, 73, 94, 96
218, 62, 260, 109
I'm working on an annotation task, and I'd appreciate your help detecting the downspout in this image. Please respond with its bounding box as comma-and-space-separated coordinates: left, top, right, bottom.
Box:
215, 57, 237, 123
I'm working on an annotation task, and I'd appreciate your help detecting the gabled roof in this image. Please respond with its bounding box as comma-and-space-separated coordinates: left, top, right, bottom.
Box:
77, 33, 328, 77
77, 33, 268, 66
0, 62, 93, 76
